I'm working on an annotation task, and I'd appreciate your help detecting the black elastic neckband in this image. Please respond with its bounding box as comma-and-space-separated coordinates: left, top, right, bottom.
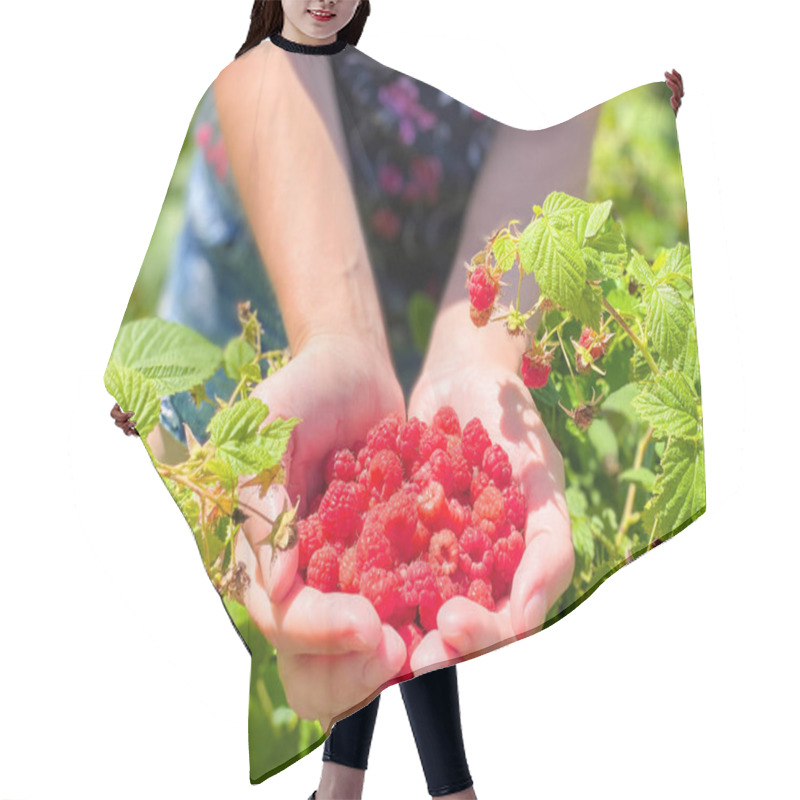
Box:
270, 31, 348, 55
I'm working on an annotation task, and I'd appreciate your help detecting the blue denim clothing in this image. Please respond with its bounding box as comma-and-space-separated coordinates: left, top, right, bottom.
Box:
158, 46, 498, 444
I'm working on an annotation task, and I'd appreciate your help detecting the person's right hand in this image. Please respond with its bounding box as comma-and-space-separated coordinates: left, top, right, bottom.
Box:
235, 332, 408, 730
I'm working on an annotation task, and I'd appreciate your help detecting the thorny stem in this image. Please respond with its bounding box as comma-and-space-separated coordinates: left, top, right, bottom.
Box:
616, 424, 655, 548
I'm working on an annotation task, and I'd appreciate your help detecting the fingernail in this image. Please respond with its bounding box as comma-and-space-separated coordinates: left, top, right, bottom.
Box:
523, 592, 547, 633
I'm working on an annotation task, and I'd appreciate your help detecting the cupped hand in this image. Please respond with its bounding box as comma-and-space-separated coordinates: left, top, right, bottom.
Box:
407, 356, 574, 672
234, 333, 407, 728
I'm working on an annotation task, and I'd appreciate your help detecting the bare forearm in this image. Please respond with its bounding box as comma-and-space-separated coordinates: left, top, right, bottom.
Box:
214, 48, 390, 358
425, 106, 601, 373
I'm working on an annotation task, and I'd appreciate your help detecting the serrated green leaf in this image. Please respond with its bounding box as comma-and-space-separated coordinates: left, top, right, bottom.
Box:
647, 284, 692, 363
109, 318, 223, 395
605, 286, 637, 315
618, 467, 657, 492
208, 399, 299, 478
671, 325, 701, 388
223, 338, 257, 380
542, 191, 591, 219
518, 213, 588, 310
645, 438, 705, 537
631, 370, 702, 440
585, 200, 613, 239
583, 247, 625, 281
664, 242, 692, 278
571, 282, 603, 329
408, 291, 437, 353
626, 249, 655, 291
104, 360, 161, 439
491, 232, 518, 273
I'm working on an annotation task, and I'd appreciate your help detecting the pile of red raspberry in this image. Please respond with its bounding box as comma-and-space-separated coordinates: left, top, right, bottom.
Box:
297, 407, 526, 647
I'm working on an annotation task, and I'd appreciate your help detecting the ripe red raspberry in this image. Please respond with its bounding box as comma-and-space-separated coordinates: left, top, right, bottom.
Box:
458, 526, 495, 581
383, 489, 419, 563
446, 439, 473, 497
411, 520, 432, 557
359, 567, 402, 622
502, 483, 526, 530
427, 448, 455, 496
432, 406, 461, 437
417, 480, 447, 528
445, 498, 468, 536
324, 448, 357, 484
474, 516, 498, 543
428, 529, 459, 577
298, 513, 326, 571
451, 568, 471, 596
467, 577, 495, 611
395, 621, 424, 678
368, 449, 404, 501
397, 417, 425, 471
419, 574, 457, 631
468, 263, 500, 312
338, 546, 361, 593
470, 470, 491, 505
462, 418, 491, 468
521, 352, 552, 389
420, 427, 448, 462
367, 412, 403, 453
319, 480, 361, 541
473, 484, 507, 527
482, 444, 512, 489
356, 516, 394, 572
401, 559, 439, 609
492, 528, 525, 583
306, 543, 340, 592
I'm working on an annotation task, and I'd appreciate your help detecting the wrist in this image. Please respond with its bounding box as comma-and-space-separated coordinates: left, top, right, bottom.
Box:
422, 297, 529, 380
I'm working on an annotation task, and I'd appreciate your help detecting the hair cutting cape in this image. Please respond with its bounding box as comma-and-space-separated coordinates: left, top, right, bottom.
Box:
104, 33, 704, 784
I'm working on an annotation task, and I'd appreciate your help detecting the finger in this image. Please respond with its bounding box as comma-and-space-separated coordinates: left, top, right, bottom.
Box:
272, 586, 385, 656
437, 596, 515, 655
409, 629, 460, 676
278, 623, 406, 724
510, 516, 575, 639
233, 529, 280, 643
241, 483, 299, 604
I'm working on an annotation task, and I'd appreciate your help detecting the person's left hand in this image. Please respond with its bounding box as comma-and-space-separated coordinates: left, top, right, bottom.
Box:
407, 356, 574, 674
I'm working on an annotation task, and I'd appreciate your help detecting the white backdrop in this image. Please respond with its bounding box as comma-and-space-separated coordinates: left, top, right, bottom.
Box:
1, 1, 797, 798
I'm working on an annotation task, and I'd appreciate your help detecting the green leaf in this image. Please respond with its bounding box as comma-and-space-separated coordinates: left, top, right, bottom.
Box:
631, 370, 702, 440
565, 485, 589, 516
583, 247, 625, 281
542, 191, 591, 219
491, 232, 518, 273
644, 438, 705, 537
103, 360, 161, 439
602, 382, 639, 418
109, 318, 223, 395
626, 249, 655, 291
408, 291, 437, 353
571, 516, 595, 561
618, 467, 656, 493
530, 376, 561, 407
208, 398, 300, 477
587, 417, 619, 462
518, 213, 588, 310
588, 218, 627, 260
223, 338, 257, 381
671, 324, 701, 388
664, 242, 692, 279
605, 286, 637, 316
647, 284, 693, 363
585, 200, 613, 239
571, 282, 603, 330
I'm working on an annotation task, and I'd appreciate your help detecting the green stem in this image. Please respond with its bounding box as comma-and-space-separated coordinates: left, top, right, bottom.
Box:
616, 424, 654, 549
602, 296, 660, 377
